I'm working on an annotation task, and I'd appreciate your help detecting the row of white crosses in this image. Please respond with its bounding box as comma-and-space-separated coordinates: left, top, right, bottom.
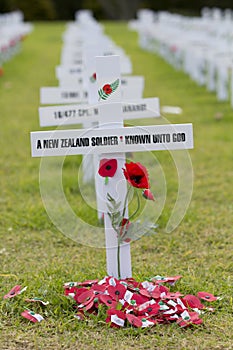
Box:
31, 55, 193, 279
0, 10, 33, 70
40, 10, 150, 195
130, 8, 233, 108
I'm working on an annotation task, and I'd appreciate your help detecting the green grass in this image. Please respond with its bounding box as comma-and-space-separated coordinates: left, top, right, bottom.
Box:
0, 21, 233, 349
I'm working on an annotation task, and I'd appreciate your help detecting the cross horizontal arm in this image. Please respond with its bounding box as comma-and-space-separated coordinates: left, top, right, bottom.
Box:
31, 123, 193, 157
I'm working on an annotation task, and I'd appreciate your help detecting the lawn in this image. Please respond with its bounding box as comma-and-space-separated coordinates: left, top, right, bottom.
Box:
0, 21, 232, 349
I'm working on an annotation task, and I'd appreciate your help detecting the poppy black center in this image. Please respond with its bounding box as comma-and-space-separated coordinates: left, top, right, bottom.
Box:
107, 300, 112, 304
131, 175, 143, 184
115, 290, 120, 295
205, 296, 210, 299
106, 165, 111, 170
147, 307, 152, 312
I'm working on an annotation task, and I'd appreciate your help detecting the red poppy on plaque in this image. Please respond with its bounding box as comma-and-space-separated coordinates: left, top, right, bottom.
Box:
98, 158, 118, 185
98, 79, 119, 101
108, 282, 126, 301
123, 162, 150, 189
90, 72, 96, 83
197, 292, 218, 302
3, 285, 27, 299
142, 189, 155, 201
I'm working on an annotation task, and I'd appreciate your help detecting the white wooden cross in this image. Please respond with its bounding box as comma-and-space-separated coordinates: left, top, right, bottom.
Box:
31, 55, 193, 279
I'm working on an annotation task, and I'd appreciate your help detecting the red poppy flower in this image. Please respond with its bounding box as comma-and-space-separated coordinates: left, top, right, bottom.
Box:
137, 302, 160, 316
151, 275, 182, 285
164, 291, 183, 299
142, 189, 155, 201
123, 162, 150, 189
129, 293, 149, 306
197, 292, 217, 302
103, 84, 112, 95
106, 309, 126, 328
98, 159, 117, 179
90, 284, 106, 294
3, 285, 27, 299
77, 290, 95, 306
108, 283, 126, 301
0, 67, 4, 77
126, 313, 143, 328
182, 295, 204, 309
177, 311, 203, 327
99, 294, 118, 308
21, 310, 44, 323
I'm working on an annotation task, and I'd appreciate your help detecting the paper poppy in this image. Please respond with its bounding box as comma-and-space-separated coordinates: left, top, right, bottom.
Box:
106, 309, 126, 328
137, 302, 160, 316
3, 285, 27, 299
123, 162, 150, 189
162, 291, 183, 300
98, 158, 117, 184
126, 313, 143, 328
197, 292, 218, 302
21, 309, 44, 323
183, 295, 204, 309
108, 283, 126, 301
177, 311, 203, 327
77, 290, 95, 306
142, 189, 155, 201
99, 294, 118, 308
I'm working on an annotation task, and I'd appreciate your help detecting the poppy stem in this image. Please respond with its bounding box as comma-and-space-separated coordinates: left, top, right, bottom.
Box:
128, 190, 140, 221
122, 186, 132, 219
117, 237, 121, 279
